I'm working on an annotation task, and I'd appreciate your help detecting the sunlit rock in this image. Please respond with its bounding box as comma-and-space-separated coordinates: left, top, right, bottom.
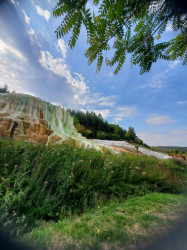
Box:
0, 93, 100, 149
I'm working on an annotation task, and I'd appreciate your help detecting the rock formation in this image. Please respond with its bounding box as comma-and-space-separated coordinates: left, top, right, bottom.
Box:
0, 93, 100, 149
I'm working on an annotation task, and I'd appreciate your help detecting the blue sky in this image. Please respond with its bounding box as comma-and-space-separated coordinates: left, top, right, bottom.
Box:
0, 0, 187, 146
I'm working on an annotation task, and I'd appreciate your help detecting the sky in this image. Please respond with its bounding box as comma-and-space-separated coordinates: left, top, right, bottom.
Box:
0, 0, 186, 146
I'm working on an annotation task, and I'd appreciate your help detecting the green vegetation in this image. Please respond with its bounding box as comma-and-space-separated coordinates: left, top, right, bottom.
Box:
152, 146, 187, 155
68, 109, 149, 146
0, 84, 10, 94
0, 138, 186, 239
53, 0, 187, 74
23, 193, 187, 249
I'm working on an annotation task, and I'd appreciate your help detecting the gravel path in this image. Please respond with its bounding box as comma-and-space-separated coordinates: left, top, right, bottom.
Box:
93, 139, 172, 160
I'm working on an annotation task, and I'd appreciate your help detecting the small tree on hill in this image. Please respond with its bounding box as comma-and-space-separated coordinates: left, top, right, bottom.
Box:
125, 127, 138, 142
0, 84, 9, 94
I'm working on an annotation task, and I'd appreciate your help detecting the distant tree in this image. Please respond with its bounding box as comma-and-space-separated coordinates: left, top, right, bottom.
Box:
75, 123, 93, 138
125, 127, 138, 142
54, 0, 187, 75
137, 139, 143, 145
0, 84, 9, 94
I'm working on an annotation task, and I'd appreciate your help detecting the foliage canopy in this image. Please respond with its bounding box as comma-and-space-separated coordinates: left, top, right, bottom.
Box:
53, 0, 187, 74
68, 109, 147, 145
0, 84, 9, 94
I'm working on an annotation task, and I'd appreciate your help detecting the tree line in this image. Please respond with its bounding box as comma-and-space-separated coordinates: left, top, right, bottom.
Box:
68, 109, 149, 147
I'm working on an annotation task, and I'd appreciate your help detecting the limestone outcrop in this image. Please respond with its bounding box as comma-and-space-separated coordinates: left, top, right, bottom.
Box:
0, 93, 99, 149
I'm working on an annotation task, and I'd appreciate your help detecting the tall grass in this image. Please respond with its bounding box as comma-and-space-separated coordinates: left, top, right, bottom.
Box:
0, 138, 186, 233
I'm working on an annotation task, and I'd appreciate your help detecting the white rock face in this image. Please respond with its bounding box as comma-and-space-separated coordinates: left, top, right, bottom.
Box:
0, 93, 100, 149
93, 139, 172, 160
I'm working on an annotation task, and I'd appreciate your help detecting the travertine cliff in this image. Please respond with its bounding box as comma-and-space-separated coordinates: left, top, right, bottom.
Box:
0, 93, 99, 149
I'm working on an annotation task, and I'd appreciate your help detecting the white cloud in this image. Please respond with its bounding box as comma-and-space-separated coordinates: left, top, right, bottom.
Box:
177, 100, 187, 105
112, 106, 138, 123
138, 71, 167, 90
22, 10, 30, 24
27, 28, 41, 49
35, 5, 50, 21
146, 114, 175, 125
56, 39, 67, 59
0, 39, 36, 95
10, 0, 16, 4
166, 22, 173, 32
39, 51, 88, 96
137, 60, 180, 91
138, 128, 187, 146
93, 105, 138, 122
97, 96, 115, 107
94, 109, 111, 119
27, 28, 35, 36
108, 71, 113, 77
117, 106, 138, 117
0, 39, 27, 62
168, 60, 180, 69
39, 49, 117, 112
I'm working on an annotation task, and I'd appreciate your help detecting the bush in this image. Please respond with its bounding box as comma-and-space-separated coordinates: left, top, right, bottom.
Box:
96, 131, 120, 140
0, 139, 186, 231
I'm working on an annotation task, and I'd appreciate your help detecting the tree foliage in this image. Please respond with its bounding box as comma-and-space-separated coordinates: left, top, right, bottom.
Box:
54, 0, 187, 74
0, 84, 9, 94
68, 109, 147, 146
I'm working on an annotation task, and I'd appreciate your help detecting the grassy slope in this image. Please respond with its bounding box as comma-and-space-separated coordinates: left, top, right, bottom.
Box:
23, 193, 187, 249
0, 139, 186, 249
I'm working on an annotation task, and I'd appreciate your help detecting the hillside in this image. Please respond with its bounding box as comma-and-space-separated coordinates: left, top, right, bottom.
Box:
0, 93, 100, 150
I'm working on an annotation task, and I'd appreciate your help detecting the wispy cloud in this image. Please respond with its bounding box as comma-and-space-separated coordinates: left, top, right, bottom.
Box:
97, 96, 115, 107
22, 10, 30, 24
136, 60, 180, 91
56, 39, 67, 59
35, 5, 50, 21
146, 114, 175, 125
39, 50, 88, 96
138, 72, 167, 89
138, 128, 187, 146
168, 60, 180, 69
166, 21, 173, 32
177, 100, 187, 105
10, 0, 16, 5
94, 109, 111, 119
93, 105, 138, 123
0, 39, 27, 62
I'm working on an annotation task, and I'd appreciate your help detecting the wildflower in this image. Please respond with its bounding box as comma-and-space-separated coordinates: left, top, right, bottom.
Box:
43, 181, 48, 185
142, 172, 146, 175
22, 215, 26, 221
4, 164, 8, 166
97, 229, 100, 235
152, 208, 156, 211
14, 165, 20, 170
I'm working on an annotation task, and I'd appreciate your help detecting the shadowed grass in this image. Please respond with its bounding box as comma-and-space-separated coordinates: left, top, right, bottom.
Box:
22, 193, 187, 249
